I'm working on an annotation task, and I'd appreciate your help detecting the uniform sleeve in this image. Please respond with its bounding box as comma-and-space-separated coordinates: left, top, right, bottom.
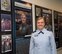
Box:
49, 32, 57, 54
29, 34, 34, 54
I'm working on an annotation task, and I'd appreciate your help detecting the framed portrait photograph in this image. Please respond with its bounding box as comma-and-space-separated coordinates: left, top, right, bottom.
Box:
42, 8, 52, 31
35, 6, 42, 17
1, 34, 12, 53
42, 13, 52, 31
1, 0, 11, 11
1, 14, 11, 31
14, 1, 33, 38
15, 10, 32, 38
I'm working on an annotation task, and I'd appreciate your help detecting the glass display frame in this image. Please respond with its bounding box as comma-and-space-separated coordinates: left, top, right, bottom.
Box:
15, 1, 33, 38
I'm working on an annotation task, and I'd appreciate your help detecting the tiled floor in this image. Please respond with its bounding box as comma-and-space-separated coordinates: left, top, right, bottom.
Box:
57, 48, 62, 54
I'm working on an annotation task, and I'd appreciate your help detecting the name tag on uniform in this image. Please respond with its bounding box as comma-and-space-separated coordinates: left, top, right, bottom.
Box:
34, 34, 38, 37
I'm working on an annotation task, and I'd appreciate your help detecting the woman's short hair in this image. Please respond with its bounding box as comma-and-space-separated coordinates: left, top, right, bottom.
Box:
36, 16, 45, 23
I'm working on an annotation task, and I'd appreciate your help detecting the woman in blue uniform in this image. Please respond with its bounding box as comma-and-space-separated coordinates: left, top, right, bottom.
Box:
29, 17, 57, 54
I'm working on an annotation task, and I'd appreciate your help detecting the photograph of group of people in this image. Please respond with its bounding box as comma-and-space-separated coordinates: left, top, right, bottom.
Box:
1, 14, 11, 31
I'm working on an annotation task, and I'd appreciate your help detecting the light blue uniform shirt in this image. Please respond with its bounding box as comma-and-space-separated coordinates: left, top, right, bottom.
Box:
29, 28, 57, 54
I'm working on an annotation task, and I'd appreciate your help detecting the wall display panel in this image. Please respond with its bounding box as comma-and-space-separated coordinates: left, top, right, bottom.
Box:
57, 12, 62, 47
1, 34, 12, 53
54, 11, 59, 48
1, 14, 11, 31
14, 1, 32, 54
0, 0, 14, 54
15, 1, 32, 38
54, 11, 62, 48
41, 8, 52, 31
1, 0, 11, 11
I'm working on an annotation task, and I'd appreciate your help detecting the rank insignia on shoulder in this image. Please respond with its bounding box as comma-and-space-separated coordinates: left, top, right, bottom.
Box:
33, 30, 36, 33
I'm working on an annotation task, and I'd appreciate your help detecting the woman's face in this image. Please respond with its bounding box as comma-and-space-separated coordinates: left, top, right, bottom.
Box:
21, 14, 26, 23
37, 18, 45, 30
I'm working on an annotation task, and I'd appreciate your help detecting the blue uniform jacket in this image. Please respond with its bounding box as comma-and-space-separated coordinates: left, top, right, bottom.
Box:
29, 28, 57, 54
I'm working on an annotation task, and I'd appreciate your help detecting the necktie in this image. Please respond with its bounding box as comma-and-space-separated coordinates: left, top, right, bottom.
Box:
35, 31, 44, 37
38, 31, 44, 34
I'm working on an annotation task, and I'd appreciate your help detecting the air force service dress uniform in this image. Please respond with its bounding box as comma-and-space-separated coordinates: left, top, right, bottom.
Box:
29, 28, 57, 54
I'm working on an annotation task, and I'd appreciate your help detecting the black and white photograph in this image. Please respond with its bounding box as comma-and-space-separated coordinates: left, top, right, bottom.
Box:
1, 34, 12, 53
1, 0, 11, 11
1, 14, 11, 31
